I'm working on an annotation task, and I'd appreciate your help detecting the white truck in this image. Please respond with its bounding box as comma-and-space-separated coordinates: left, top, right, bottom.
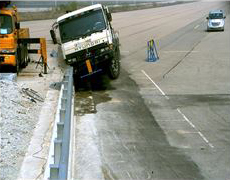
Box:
50, 4, 120, 79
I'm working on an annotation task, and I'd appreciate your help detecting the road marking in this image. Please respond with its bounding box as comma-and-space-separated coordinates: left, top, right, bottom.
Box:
126, 171, 132, 179
177, 108, 214, 148
141, 70, 169, 99
141, 70, 214, 148
194, 25, 200, 29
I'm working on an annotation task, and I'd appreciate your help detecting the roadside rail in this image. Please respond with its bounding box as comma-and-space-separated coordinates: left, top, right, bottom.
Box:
44, 66, 74, 180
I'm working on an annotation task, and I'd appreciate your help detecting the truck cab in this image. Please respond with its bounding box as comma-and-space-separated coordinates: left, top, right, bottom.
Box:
0, 3, 29, 73
0, 7, 18, 68
51, 4, 120, 79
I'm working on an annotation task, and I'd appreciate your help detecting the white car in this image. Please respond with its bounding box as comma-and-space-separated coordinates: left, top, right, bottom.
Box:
207, 10, 226, 31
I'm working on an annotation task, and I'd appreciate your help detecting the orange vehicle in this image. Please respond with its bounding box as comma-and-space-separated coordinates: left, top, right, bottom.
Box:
0, 1, 30, 73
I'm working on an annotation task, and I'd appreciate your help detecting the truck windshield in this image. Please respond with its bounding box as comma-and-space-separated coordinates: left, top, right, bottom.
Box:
0, 15, 13, 34
59, 9, 106, 43
209, 13, 223, 19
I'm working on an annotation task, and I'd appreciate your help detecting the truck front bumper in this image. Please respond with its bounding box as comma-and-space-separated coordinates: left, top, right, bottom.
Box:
0, 54, 16, 66
65, 44, 114, 66
66, 50, 114, 78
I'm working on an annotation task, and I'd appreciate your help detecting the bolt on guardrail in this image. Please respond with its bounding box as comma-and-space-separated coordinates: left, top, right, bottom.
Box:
49, 66, 74, 180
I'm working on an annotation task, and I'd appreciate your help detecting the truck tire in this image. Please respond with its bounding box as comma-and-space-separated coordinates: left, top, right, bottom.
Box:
108, 47, 120, 79
21, 45, 29, 68
13, 53, 19, 74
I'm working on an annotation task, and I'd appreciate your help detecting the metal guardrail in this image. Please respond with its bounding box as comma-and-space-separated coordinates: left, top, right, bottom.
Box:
47, 66, 74, 180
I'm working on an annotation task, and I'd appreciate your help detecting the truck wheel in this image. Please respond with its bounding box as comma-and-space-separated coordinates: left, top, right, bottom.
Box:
13, 49, 22, 74
21, 45, 29, 68
13, 56, 19, 74
73, 68, 80, 91
108, 47, 120, 79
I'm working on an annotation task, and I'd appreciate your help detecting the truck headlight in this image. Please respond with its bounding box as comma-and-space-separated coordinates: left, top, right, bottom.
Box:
67, 58, 76, 64
101, 47, 110, 53
0, 49, 15, 54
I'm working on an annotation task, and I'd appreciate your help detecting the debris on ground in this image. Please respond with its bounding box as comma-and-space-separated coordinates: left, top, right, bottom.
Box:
50, 49, 58, 58
22, 88, 45, 103
39, 73, 43, 77
0, 80, 42, 180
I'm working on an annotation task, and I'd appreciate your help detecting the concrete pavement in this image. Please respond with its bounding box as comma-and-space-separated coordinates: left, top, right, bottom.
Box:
73, 1, 230, 179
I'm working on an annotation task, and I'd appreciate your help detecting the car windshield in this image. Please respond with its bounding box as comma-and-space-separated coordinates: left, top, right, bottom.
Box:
209, 12, 223, 19
59, 8, 106, 43
0, 14, 13, 34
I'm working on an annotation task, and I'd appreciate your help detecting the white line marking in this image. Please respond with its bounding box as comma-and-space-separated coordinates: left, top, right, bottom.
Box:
198, 132, 214, 148
141, 70, 214, 148
126, 171, 132, 179
177, 108, 195, 128
177, 108, 214, 148
141, 70, 169, 99
194, 25, 200, 29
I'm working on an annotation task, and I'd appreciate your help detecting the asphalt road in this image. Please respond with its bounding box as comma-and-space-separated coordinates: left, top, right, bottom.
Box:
73, 1, 230, 180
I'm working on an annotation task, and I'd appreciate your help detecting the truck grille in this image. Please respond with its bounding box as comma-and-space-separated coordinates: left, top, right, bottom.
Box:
66, 43, 108, 61
212, 22, 220, 26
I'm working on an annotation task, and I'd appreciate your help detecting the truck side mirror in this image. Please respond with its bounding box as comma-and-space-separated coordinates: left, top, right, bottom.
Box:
224, 16, 226, 19
206, 17, 209, 20
104, 6, 112, 22
50, 29, 57, 44
16, 22, 20, 29
107, 12, 112, 22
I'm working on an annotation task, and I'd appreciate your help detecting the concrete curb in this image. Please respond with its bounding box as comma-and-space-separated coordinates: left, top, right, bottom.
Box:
43, 84, 64, 179
17, 89, 59, 180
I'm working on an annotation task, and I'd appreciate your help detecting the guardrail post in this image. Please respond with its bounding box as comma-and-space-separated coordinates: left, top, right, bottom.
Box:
63, 89, 68, 98
64, 75, 69, 82
54, 139, 62, 164
61, 98, 67, 109
57, 122, 64, 139
63, 81, 68, 88
60, 109, 66, 122
50, 164, 59, 180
